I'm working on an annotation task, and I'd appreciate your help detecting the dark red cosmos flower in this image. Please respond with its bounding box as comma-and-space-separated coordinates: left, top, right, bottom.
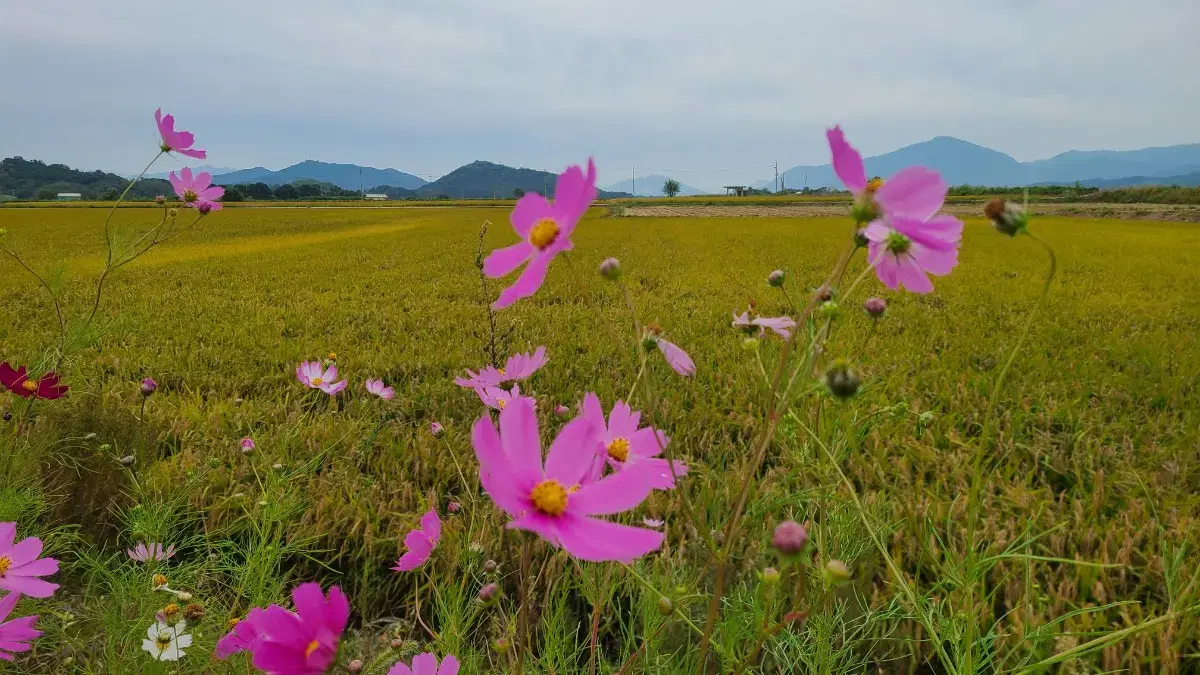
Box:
0, 363, 68, 400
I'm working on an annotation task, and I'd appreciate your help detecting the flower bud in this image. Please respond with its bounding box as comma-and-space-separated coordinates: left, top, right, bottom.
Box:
478, 582, 501, 604
553, 404, 569, 417
84, 432, 98, 441
822, 360, 860, 399
853, 228, 869, 248
493, 637, 511, 653
741, 337, 760, 352
161, 603, 180, 623
120, 455, 136, 467
154, 195, 166, 204
823, 559, 851, 586
483, 559, 498, 573
447, 501, 461, 514
772, 520, 809, 555
2, 412, 11, 422
141, 377, 157, 396
430, 421, 444, 437
390, 638, 405, 649
863, 297, 886, 319
816, 285, 834, 303
272, 463, 284, 471
176, 592, 193, 602
984, 198, 1030, 237
168, 208, 179, 217
759, 567, 781, 585
348, 660, 364, 674
240, 438, 255, 454
641, 333, 659, 352
818, 300, 840, 320
767, 269, 786, 287
656, 596, 674, 616
197, 203, 213, 216
598, 257, 621, 280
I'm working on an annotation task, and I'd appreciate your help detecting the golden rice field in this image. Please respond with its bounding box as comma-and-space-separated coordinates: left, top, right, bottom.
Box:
0, 205, 1198, 673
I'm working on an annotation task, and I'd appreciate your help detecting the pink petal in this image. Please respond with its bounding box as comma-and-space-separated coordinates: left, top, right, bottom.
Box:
177, 147, 206, 159
199, 185, 224, 201
471, 416, 530, 515
6, 537, 42, 566
492, 251, 552, 309
656, 339, 695, 377
570, 464, 653, 516
826, 126, 867, 193
875, 166, 947, 221
544, 416, 599, 486
607, 400, 639, 440
419, 509, 441, 544
895, 254, 934, 293
637, 457, 688, 489
499, 398, 542, 482
872, 249, 901, 290
173, 130, 195, 150
324, 586, 350, 633
411, 653, 438, 675
509, 193, 555, 237
628, 427, 669, 458
910, 242, 958, 276
892, 213, 963, 251
12, 557, 58, 577
507, 512, 562, 545
483, 241, 534, 278
439, 655, 461, 675
863, 220, 891, 243
387, 662, 415, 675
554, 513, 664, 562
393, 534, 432, 572
0, 576, 58, 598
291, 582, 328, 623
168, 171, 182, 195
552, 158, 597, 233
180, 167, 194, 185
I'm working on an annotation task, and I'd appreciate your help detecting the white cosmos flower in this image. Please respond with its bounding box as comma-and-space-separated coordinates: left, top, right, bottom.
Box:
141, 620, 192, 661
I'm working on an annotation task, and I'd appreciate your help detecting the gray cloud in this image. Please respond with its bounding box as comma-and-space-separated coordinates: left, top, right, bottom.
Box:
1, 0, 1197, 190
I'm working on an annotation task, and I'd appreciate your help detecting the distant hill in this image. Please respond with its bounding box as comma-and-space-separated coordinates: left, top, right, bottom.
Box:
146, 165, 234, 180
765, 137, 1200, 190
386, 161, 630, 199
603, 174, 708, 197
0, 156, 171, 200
1042, 171, 1200, 189
214, 160, 426, 191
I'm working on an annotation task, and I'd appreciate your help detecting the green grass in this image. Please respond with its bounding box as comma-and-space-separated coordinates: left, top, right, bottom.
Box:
0, 206, 1197, 672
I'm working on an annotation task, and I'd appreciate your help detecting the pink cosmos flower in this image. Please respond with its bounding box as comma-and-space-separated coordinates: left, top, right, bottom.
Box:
240, 438, 255, 452
827, 126, 963, 293
388, 652, 460, 675
475, 384, 534, 412
296, 361, 347, 396
365, 379, 395, 400
215, 607, 267, 660
168, 167, 224, 211
731, 311, 796, 340
392, 509, 441, 572
127, 543, 176, 563
252, 583, 349, 674
656, 339, 695, 377
0, 523, 59, 599
454, 346, 548, 390
154, 108, 207, 159
471, 398, 664, 562
581, 394, 687, 489
0, 592, 41, 662
483, 161, 597, 309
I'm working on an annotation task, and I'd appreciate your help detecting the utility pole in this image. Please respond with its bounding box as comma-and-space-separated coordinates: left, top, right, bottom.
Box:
774, 162, 779, 193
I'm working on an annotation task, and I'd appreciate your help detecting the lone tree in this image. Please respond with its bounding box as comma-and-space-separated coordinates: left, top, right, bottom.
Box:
662, 178, 681, 198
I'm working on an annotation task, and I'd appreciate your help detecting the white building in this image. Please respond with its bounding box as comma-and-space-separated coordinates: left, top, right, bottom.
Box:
363, 193, 389, 201
56, 192, 82, 201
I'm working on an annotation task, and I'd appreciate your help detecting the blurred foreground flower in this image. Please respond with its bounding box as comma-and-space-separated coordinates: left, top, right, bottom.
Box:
215, 609, 266, 659
251, 583, 348, 673
472, 398, 663, 562
168, 168, 224, 212
484, 161, 596, 308
128, 543, 176, 563
581, 394, 686, 489
365, 378, 395, 400
0, 523, 59, 598
296, 361, 347, 396
731, 311, 796, 340
984, 197, 1031, 237
392, 509, 441, 572
0, 363, 68, 400
0, 592, 41, 662
389, 652, 460, 675
141, 620, 191, 662
454, 346, 548, 390
155, 108, 206, 159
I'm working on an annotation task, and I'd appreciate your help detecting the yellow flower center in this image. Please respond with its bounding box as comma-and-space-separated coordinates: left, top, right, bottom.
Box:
607, 438, 630, 462
182, 189, 198, 203
865, 177, 885, 193
310, 377, 323, 386
529, 217, 559, 250
304, 640, 321, 658
530, 479, 569, 516
153, 574, 168, 588
156, 633, 172, 650
21, 379, 38, 392
496, 367, 506, 377
327, 352, 337, 360
0, 555, 11, 576
496, 397, 507, 410
162, 603, 179, 620
227, 617, 241, 630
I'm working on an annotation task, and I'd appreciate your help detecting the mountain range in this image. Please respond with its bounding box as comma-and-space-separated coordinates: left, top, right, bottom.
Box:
365, 161, 630, 200
603, 174, 706, 197
763, 137, 1200, 190
212, 160, 427, 190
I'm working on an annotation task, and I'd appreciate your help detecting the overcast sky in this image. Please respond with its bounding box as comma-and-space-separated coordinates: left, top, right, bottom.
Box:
2, 0, 1197, 190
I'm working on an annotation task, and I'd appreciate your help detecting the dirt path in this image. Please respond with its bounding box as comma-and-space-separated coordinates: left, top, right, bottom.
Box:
617, 202, 1200, 222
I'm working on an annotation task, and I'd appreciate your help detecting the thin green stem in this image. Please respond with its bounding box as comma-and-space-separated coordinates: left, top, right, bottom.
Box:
620, 563, 726, 659
103, 151, 164, 257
